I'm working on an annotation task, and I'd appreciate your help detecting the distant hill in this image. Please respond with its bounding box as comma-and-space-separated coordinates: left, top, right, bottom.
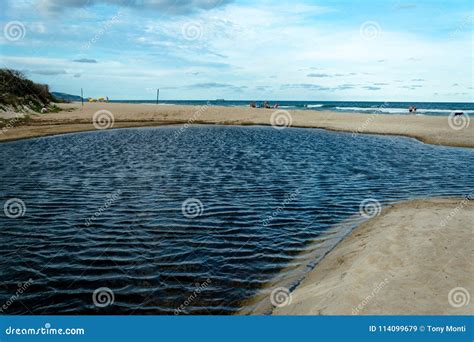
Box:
51, 92, 83, 102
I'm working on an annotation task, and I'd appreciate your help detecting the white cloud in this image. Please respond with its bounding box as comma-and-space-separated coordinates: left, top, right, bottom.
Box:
2, 1, 472, 101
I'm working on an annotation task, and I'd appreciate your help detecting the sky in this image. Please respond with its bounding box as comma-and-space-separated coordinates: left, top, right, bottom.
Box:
0, 0, 473, 101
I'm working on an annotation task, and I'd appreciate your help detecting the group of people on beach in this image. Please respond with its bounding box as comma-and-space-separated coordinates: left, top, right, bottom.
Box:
408, 105, 417, 113
249, 101, 279, 109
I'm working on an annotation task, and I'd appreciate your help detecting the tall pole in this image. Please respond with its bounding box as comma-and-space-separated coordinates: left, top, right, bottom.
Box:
81, 88, 84, 108
156, 88, 159, 105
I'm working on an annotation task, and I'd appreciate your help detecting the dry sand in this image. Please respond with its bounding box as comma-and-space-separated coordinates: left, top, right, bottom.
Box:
273, 198, 473, 315
0, 102, 473, 147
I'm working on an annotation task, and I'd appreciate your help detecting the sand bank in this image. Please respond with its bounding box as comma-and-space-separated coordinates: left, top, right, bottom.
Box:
273, 198, 473, 315
1, 102, 473, 147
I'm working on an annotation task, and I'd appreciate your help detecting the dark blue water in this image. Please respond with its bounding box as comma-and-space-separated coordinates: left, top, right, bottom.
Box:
0, 126, 472, 314
111, 100, 474, 116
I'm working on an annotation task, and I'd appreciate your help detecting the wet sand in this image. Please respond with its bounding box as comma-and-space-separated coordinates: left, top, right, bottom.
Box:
1, 102, 473, 147
273, 198, 473, 315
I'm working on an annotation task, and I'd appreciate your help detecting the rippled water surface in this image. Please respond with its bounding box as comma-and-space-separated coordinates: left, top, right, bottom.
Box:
0, 126, 473, 314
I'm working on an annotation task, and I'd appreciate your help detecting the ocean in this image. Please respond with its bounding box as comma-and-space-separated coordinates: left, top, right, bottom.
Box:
109, 100, 474, 116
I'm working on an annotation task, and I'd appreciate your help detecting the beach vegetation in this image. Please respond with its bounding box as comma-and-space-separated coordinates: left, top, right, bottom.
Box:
0, 68, 62, 113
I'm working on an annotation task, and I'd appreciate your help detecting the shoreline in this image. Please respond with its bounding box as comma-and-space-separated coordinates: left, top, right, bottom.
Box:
271, 197, 473, 315
238, 213, 367, 315
1, 102, 473, 147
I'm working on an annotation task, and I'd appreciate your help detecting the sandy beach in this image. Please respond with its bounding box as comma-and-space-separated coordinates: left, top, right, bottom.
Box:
1, 102, 473, 148
1, 103, 473, 316
273, 197, 473, 315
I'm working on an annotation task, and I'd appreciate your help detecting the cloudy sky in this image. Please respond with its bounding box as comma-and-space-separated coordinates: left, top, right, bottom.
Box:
0, 0, 473, 101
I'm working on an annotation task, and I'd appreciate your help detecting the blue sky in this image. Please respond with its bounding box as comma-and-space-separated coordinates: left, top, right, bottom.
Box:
0, 0, 472, 101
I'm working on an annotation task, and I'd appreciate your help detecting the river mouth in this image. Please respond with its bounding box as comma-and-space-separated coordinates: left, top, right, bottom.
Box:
0, 125, 472, 314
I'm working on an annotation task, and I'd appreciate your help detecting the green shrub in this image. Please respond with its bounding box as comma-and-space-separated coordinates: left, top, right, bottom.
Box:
0, 69, 54, 112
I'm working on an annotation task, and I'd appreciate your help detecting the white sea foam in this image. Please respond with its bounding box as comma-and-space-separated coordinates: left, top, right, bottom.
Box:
335, 106, 474, 115
335, 106, 408, 114
306, 104, 324, 108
